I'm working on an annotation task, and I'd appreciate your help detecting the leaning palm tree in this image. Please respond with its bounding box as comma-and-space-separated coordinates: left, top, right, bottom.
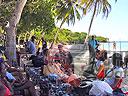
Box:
50, 0, 81, 48
80, 0, 117, 42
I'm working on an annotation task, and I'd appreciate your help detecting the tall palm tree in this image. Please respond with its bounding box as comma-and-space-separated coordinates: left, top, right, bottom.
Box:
80, 0, 117, 42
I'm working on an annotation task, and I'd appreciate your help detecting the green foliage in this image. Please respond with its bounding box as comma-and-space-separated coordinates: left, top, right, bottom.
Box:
80, 0, 116, 17
18, 0, 55, 34
69, 32, 87, 44
0, 0, 55, 35
96, 36, 108, 42
44, 27, 87, 44
0, 0, 110, 45
0, 1, 15, 27
52, 0, 82, 26
18, 26, 108, 44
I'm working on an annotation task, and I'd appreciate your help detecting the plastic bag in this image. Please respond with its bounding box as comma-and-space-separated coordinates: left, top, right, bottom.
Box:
89, 80, 113, 96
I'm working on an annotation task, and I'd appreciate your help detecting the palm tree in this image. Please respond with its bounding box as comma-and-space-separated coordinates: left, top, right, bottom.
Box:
51, 0, 117, 47
50, 0, 81, 48
80, 0, 117, 42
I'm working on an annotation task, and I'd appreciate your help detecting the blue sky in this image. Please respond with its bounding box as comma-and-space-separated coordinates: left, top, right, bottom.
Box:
56, 0, 128, 41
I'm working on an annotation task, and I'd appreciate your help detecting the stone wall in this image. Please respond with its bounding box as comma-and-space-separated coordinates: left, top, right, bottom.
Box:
65, 44, 90, 75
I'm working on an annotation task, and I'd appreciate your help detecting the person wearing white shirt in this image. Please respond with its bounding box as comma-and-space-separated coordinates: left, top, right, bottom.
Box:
104, 53, 124, 89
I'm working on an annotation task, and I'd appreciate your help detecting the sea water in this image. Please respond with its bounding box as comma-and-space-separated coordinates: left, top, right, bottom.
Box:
99, 41, 128, 51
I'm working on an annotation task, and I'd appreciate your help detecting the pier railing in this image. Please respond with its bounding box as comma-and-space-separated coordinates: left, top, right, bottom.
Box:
100, 41, 128, 52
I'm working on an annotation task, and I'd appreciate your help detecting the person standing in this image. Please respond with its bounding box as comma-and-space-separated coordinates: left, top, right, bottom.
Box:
88, 35, 99, 55
36, 37, 47, 56
41, 37, 47, 55
41, 37, 47, 49
26, 36, 36, 55
113, 41, 116, 51
88, 35, 99, 72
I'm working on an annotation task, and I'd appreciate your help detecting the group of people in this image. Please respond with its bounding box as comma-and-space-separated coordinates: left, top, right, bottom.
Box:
88, 35, 128, 95
0, 35, 67, 96
17, 35, 127, 95
1, 34, 128, 96
24, 36, 79, 86
24, 35, 73, 67
24, 36, 47, 56
26, 35, 127, 95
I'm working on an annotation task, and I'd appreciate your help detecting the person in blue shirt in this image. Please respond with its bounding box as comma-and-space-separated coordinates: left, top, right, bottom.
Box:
27, 36, 36, 55
88, 35, 99, 72
88, 35, 99, 51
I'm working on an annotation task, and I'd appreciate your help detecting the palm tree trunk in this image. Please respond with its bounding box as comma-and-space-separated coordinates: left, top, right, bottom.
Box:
5, 0, 27, 66
49, 27, 61, 49
85, 1, 97, 42
50, 16, 69, 49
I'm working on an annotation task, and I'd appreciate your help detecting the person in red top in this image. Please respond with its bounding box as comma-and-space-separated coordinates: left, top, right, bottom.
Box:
95, 50, 107, 79
0, 58, 12, 96
0, 81, 12, 96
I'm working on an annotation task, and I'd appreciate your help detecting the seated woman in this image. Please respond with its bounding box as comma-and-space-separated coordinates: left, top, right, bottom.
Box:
104, 53, 124, 90
43, 48, 70, 76
95, 50, 107, 79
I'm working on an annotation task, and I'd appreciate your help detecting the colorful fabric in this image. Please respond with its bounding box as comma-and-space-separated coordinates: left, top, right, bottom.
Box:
97, 68, 105, 79
4, 85, 12, 96
48, 73, 59, 81
96, 60, 105, 79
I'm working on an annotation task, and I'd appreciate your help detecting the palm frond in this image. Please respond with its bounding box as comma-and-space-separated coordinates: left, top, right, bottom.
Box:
53, 0, 82, 26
